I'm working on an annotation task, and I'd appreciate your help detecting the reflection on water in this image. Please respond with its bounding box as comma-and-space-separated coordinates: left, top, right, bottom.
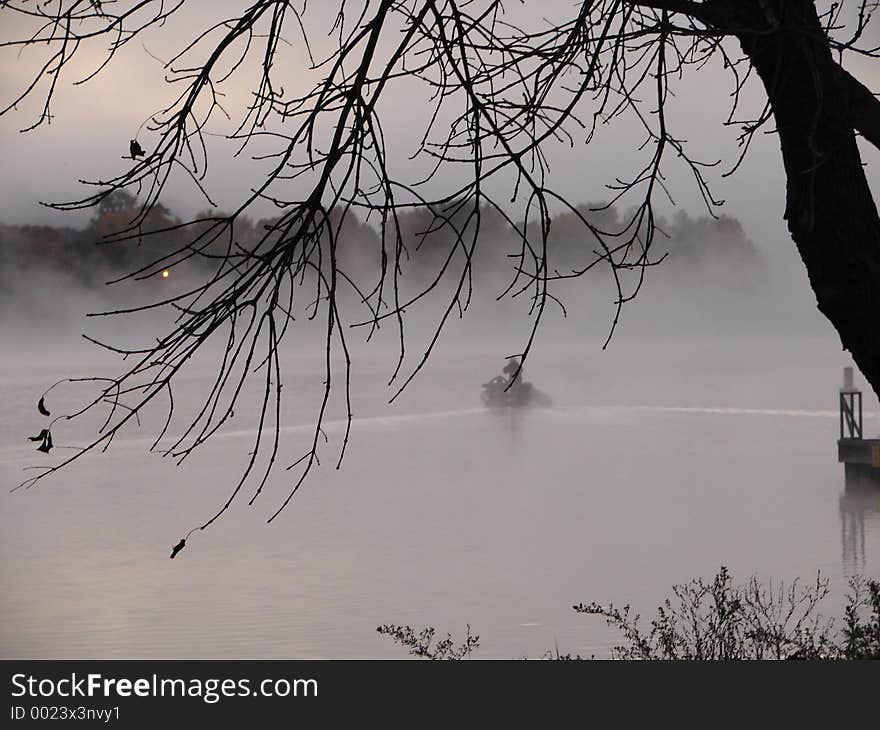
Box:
840, 482, 880, 573
2, 337, 880, 659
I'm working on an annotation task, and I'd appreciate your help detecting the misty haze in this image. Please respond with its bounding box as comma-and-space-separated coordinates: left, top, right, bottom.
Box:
2, 192, 877, 658
1, 1, 879, 662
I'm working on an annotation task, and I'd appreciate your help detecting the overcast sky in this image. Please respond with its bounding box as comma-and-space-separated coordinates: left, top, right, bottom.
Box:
1, 0, 878, 277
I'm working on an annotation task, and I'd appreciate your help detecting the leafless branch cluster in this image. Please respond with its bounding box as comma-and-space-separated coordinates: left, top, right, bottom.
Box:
376, 622, 479, 659
576, 566, 847, 659
377, 568, 880, 659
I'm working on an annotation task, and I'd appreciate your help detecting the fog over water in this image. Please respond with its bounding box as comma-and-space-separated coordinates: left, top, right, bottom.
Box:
1, 224, 879, 659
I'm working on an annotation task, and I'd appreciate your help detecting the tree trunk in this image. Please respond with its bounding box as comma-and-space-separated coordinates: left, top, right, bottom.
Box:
734, 1, 880, 400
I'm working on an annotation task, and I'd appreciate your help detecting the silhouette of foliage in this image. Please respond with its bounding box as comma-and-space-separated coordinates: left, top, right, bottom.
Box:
576, 567, 880, 660
376, 623, 479, 660
379, 569, 880, 660
840, 577, 880, 660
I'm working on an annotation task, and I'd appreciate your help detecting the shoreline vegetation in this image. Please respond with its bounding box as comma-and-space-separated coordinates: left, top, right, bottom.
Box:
379, 568, 880, 660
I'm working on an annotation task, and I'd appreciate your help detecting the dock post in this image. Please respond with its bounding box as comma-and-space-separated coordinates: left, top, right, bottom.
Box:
838, 367, 880, 486
839, 366, 863, 440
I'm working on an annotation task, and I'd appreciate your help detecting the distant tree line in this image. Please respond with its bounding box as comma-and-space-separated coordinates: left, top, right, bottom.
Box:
0, 191, 763, 293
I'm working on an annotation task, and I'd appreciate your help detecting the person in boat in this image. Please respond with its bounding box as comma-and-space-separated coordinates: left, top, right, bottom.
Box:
502, 357, 523, 392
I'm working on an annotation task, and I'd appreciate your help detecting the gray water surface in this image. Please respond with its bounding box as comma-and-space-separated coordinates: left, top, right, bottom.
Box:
2, 332, 879, 658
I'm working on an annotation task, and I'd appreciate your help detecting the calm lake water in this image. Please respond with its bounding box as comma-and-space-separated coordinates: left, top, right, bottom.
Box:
2, 327, 879, 659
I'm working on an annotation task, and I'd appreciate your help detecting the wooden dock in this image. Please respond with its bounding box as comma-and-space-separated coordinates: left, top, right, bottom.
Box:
838, 438, 880, 485
837, 367, 880, 486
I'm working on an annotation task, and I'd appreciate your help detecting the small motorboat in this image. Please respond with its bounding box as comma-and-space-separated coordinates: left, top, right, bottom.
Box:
480, 375, 551, 409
